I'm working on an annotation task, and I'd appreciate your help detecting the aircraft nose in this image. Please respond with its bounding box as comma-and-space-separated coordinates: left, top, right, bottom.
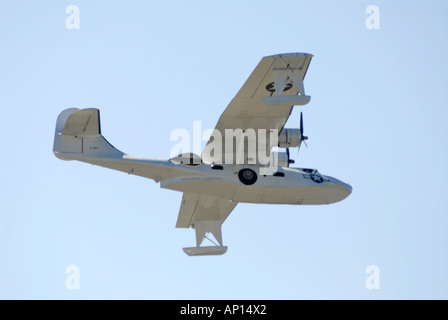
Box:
326, 177, 352, 201
341, 181, 352, 194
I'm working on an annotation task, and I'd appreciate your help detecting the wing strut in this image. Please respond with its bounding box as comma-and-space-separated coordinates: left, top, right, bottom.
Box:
183, 220, 228, 256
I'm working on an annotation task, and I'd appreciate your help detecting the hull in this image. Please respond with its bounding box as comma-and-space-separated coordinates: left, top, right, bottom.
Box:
161, 164, 352, 205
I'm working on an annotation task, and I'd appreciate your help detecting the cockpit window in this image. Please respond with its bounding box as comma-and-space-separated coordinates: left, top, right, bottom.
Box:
302, 168, 317, 174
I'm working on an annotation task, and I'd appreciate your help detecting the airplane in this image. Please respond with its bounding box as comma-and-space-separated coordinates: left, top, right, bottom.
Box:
53, 53, 352, 256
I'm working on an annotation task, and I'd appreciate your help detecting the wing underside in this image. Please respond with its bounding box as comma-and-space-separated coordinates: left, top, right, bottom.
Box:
176, 193, 237, 229
202, 53, 313, 165
176, 193, 237, 253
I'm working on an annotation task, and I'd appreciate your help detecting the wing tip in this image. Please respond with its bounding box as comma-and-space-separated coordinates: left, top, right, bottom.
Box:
264, 52, 314, 59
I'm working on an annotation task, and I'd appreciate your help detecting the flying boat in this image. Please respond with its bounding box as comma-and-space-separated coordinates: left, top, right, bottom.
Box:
53, 53, 352, 256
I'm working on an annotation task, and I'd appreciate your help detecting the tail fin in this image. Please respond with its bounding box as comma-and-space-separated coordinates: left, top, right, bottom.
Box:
53, 108, 124, 161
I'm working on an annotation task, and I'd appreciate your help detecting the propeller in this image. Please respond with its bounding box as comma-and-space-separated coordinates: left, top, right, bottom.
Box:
285, 112, 309, 167
300, 112, 308, 148
287, 112, 309, 166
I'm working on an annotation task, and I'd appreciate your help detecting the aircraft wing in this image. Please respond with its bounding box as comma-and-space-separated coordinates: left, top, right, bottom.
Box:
176, 192, 237, 248
202, 52, 313, 165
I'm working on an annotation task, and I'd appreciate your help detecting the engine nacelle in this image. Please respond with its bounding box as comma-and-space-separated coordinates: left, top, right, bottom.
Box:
270, 151, 291, 167
278, 128, 302, 148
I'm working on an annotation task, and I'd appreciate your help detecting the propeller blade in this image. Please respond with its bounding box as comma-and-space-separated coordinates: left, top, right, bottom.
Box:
300, 112, 308, 147
300, 112, 304, 136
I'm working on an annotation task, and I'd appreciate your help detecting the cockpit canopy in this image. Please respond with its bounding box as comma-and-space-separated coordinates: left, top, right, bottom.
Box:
301, 168, 318, 174
170, 153, 202, 166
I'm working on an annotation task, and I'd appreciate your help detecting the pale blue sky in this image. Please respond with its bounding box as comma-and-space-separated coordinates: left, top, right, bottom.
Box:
1, 1, 447, 299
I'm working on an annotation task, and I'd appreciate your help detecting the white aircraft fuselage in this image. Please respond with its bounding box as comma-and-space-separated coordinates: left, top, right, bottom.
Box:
68, 152, 351, 206
160, 162, 351, 205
